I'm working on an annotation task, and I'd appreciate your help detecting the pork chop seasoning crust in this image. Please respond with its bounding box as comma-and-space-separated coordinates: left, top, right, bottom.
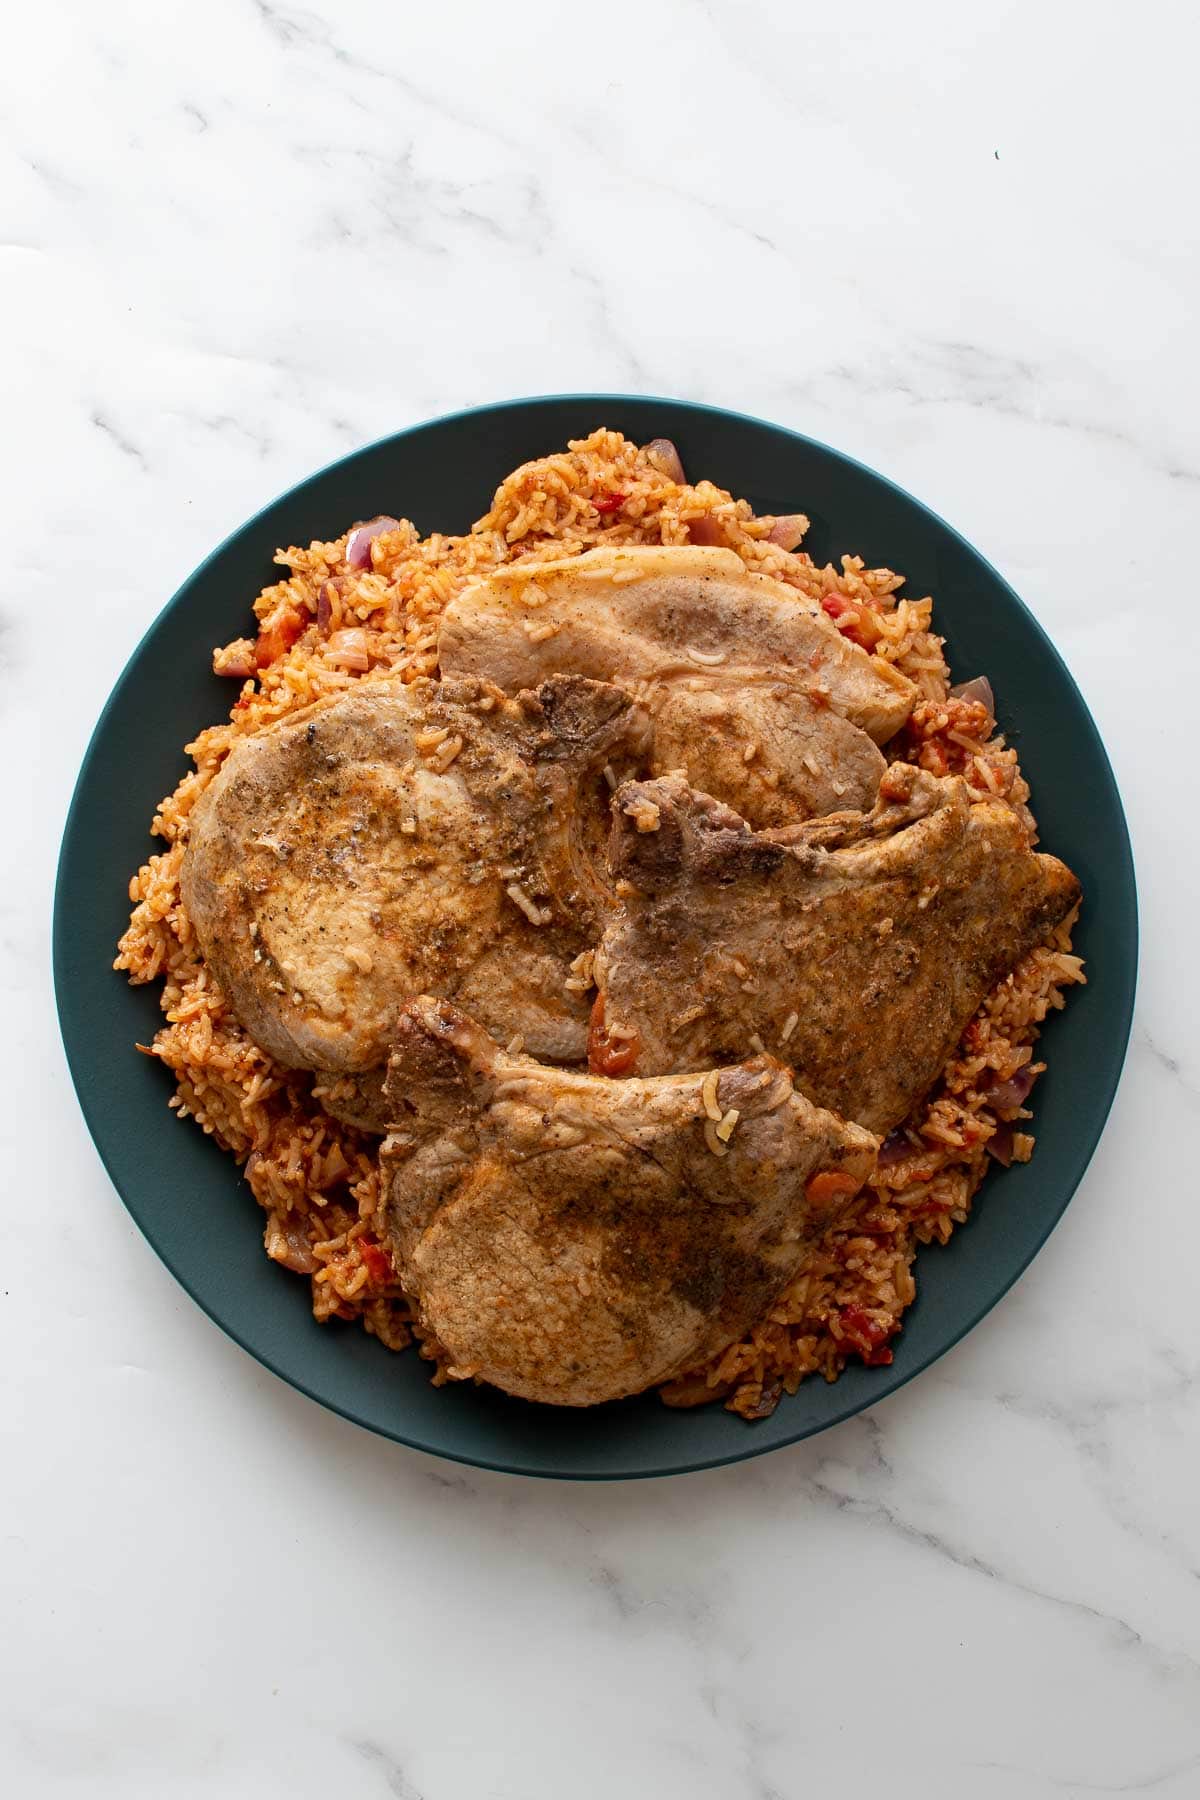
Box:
181, 674, 651, 1097
594, 764, 1081, 1134
438, 545, 915, 827
379, 998, 878, 1406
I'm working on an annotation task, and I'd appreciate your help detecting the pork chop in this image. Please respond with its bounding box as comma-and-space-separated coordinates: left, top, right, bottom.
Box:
181, 674, 651, 1085
437, 545, 911, 826
379, 998, 878, 1407
594, 764, 1081, 1133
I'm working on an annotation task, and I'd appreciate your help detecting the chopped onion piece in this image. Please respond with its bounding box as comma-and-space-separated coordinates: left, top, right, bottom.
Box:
740, 1381, 783, 1419
213, 638, 257, 679
346, 515, 400, 570
326, 627, 371, 670
768, 514, 807, 551
261, 1198, 318, 1274
986, 1122, 1015, 1167
877, 1127, 911, 1169
645, 437, 686, 483
949, 675, 995, 725
985, 1065, 1036, 1111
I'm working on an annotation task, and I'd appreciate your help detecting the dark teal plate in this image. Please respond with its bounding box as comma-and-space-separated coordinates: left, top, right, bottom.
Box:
54, 396, 1137, 1479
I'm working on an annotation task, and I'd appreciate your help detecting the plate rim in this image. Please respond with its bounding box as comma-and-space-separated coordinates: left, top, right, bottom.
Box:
54, 392, 1139, 1480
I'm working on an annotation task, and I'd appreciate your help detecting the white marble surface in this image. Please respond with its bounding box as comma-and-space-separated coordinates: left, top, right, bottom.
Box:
3, 1, 1198, 1793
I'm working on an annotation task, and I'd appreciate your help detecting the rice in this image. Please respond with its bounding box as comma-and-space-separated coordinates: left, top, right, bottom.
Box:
114, 427, 1084, 1415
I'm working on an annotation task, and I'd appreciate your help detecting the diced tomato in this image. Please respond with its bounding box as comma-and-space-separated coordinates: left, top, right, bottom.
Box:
820, 591, 884, 650
805, 1169, 862, 1207
587, 994, 640, 1076
593, 492, 628, 515
844, 610, 884, 650
839, 1304, 896, 1365
879, 766, 914, 802
840, 1304, 886, 1344
254, 611, 306, 669
358, 1237, 393, 1285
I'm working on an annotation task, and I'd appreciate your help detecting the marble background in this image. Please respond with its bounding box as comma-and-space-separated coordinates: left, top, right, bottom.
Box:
3, 1, 1197, 1794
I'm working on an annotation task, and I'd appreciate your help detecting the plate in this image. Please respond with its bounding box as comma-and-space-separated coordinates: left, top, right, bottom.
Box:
54, 395, 1137, 1479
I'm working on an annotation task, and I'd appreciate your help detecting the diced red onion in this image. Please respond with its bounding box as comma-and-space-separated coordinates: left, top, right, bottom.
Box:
346, 515, 400, 570
985, 1065, 1037, 1112
327, 627, 371, 671
213, 639, 257, 679
741, 1381, 783, 1420
877, 1128, 911, 1169
687, 516, 725, 546
949, 675, 995, 725
316, 583, 334, 631
986, 1122, 1015, 1167
768, 514, 807, 551
645, 437, 686, 484
272, 1221, 318, 1275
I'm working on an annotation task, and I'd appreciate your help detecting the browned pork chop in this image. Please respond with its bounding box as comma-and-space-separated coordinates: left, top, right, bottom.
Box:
379, 998, 878, 1407
438, 545, 912, 827
181, 675, 651, 1091
595, 765, 1081, 1134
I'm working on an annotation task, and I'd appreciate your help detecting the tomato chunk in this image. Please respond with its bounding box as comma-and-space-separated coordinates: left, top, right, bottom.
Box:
254, 610, 306, 669
588, 994, 640, 1076
838, 1303, 897, 1366
805, 1169, 862, 1206
820, 591, 884, 650
358, 1237, 393, 1285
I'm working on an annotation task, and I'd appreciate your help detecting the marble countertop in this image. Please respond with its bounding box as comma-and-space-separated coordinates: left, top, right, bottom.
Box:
4, 2, 1198, 1794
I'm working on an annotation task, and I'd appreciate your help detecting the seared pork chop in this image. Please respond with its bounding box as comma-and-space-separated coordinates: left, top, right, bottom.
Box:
594, 765, 1081, 1133
438, 545, 912, 826
380, 998, 878, 1406
182, 675, 650, 1087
